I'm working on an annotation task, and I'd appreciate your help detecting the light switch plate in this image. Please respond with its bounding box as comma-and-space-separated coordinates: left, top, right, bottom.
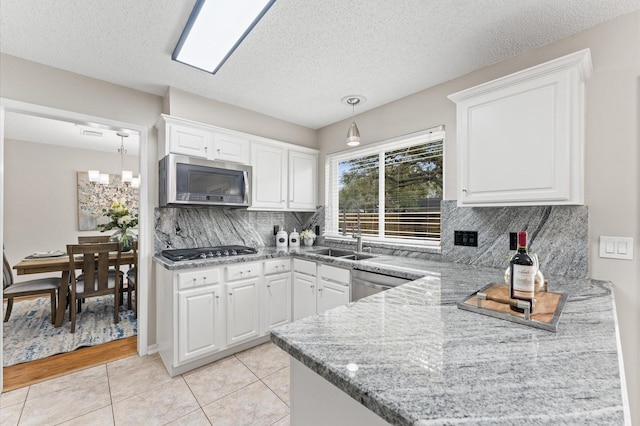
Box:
599, 236, 634, 260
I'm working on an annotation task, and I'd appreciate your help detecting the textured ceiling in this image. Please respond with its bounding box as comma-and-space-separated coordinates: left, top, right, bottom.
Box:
3, 112, 140, 154
1, 0, 639, 130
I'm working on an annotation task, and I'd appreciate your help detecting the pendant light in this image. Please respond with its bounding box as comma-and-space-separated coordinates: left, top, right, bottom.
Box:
117, 132, 134, 185
345, 96, 361, 147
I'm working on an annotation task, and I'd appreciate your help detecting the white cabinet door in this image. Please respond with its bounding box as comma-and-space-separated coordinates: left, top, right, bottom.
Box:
293, 272, 317, 321
448, 49, 591, 207
226, 278, 261, 346
317, 278, 350, 314
251, 142, 287, 210
288, 150, 318, 211
317, 264, 350, 314
263, 273, 292, 333
211, 131, 250, 164
168, 123, 214, 158
178, 285, 223, 364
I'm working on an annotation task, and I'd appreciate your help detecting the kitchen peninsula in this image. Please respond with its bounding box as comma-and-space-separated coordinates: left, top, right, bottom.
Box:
155, 246, 627, 424
270, 258, 628, 425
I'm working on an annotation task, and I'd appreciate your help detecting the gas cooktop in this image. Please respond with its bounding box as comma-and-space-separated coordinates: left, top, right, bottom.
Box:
162, 245, 257, 261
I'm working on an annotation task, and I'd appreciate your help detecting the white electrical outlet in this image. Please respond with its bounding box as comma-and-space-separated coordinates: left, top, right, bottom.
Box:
599, 236, 634, 260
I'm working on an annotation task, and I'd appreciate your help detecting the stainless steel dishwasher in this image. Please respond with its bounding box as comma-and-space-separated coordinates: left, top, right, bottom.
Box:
351, 269, 411, 301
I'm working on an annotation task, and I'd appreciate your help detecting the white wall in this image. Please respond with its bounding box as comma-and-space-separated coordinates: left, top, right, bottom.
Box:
166, 87, 318, 149
3, 138, 138, 276
318, 11, 640, 424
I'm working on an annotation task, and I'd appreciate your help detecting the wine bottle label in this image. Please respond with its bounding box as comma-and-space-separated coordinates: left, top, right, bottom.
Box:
512, 264, 535, 299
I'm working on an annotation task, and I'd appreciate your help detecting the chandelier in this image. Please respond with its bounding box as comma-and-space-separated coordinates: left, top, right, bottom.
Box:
88, 131, 139, 188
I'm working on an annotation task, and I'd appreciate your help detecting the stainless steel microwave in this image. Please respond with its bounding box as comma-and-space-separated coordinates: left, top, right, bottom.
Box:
159, 154, 251, 207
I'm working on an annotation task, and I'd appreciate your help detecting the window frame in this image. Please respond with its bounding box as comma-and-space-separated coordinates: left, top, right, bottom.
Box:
324, 126, 445, 248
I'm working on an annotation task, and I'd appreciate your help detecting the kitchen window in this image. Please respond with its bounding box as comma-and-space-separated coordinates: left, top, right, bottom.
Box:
325, 127, 444, 246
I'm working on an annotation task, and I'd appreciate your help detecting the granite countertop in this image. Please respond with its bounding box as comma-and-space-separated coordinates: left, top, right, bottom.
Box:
270, 261, 627, 425
153, 245, 429, 280
154, 246, 626, 424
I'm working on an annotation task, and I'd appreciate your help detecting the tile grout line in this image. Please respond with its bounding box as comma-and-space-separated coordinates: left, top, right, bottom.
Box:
105, 359, 117, 425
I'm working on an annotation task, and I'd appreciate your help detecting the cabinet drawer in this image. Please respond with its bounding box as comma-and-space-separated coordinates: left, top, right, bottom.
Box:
178, 268, 221, 290
318, 264, 350, 285
264, 258, 291, 275
226, 262, 260, 282
293, 259, 316, 276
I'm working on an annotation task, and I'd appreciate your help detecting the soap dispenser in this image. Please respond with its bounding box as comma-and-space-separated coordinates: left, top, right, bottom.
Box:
276, 229, 288, 249
289, 228, 300, 248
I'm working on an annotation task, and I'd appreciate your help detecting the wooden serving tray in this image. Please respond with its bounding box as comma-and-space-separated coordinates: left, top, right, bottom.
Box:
456, 283, 567, 332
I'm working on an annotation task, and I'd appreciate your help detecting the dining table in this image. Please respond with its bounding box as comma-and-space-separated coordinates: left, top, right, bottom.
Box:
13, 251, 136, 328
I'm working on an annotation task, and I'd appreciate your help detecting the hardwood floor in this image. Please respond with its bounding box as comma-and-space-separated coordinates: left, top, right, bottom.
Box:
2, 336, 137, 392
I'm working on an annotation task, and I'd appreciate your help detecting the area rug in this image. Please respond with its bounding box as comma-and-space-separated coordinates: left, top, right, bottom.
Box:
3, 295, 137, 367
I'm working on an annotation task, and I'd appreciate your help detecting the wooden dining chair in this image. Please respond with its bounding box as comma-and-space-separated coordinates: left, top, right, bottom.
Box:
3, 248, 61, 323
124, 240, 138, 317
75, 236, 124, 312
66, 242, 122, 333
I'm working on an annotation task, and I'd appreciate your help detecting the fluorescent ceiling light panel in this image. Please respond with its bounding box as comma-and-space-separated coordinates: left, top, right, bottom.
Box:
173, 0, 276, 74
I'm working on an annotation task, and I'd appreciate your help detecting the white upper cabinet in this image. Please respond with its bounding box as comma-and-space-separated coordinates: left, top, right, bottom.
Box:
251, 142, 288, 210
251, 142, 318, 212
448, 49, 592, 207
211, 132, 250, 164
157, 114, 319, 212
156, 115, 249, 164
163, 120, 214, 159
288, 150, 318, 211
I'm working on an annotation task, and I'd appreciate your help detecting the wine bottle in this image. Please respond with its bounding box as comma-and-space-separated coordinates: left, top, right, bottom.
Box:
509, 231, 535, 313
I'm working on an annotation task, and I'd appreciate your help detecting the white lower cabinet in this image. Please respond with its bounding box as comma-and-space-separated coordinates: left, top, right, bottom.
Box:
177, 284, 224, 364
293, 271, 317, 321
317, 264, 350, 313
293, 259, 350, 320
317, 279, 349, 313
225, 262, 261, 347
225, 278, 261, 346
158, 255, 349, 376
263, 259, 292, 333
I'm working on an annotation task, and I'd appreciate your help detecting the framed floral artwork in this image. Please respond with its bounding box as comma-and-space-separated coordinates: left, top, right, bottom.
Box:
77, 171, 139, 231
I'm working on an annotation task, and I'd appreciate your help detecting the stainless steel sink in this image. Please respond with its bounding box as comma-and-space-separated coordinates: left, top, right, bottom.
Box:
340, 253, 376, 261
309, 248, 376, 261
309, 248, 355, 257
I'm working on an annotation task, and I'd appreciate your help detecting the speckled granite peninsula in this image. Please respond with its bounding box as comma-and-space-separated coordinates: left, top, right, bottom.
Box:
270, 259, 628, 425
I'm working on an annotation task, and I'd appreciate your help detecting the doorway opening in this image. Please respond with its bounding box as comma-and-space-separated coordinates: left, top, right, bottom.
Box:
0, 99, 149, 388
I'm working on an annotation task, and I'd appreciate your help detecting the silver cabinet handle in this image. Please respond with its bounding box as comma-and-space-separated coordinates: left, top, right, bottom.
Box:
267, 284, 271, 288
318, 288, 323, 292
228, 292, 233, 296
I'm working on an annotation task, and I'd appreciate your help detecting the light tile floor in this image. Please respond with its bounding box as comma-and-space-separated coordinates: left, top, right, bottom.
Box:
0, 342, 291, 426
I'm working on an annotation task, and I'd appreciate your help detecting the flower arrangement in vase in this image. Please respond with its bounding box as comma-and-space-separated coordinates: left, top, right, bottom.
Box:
97, 198, 138, 252
300, 229, 316, 247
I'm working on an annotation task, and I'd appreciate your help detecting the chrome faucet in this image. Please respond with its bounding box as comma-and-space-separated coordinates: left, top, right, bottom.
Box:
342, 198, 363, 252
